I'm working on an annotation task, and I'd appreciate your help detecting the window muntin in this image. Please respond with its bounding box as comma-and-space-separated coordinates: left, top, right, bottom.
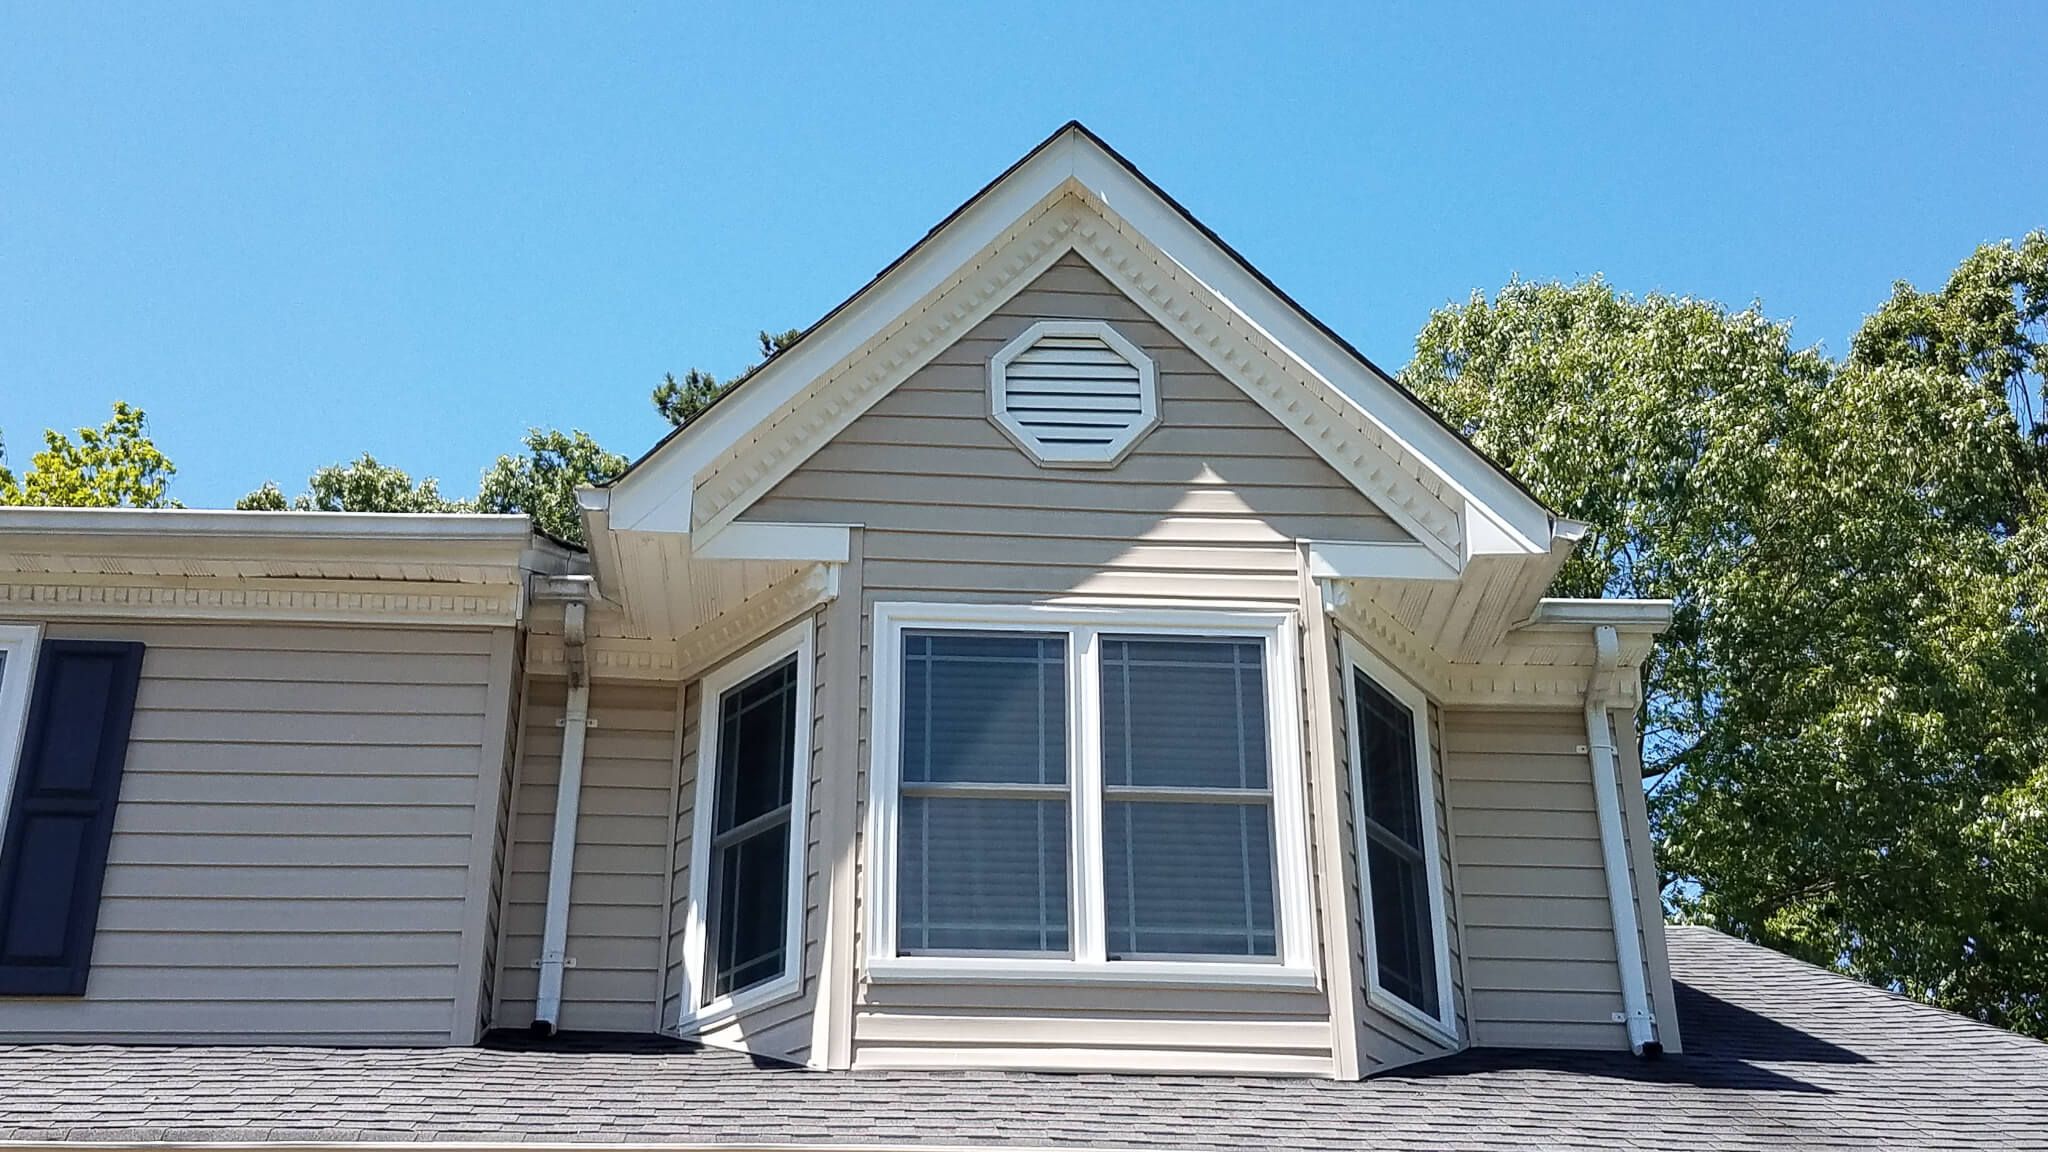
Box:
897, 631, 1071, 955
680, 620, 813, 1029
1343, 639, 1455, 1039
867, 604, 1315, 987
1100, 637, 1278, 960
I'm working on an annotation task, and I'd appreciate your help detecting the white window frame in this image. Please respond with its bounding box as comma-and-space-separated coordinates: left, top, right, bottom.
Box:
677, 618, 815, 1033
0, 624, 43, 846
865, 601, 1318, 990
988, 319, 1160, 468
1341, 633, 1458, 1043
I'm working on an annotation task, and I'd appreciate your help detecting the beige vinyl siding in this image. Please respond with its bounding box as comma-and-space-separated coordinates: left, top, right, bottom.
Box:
471, 634, 523, 1038
1441, 708, 1631, 1049
0, 621, 505, 1045
658, 682, 701, 1031
1326, 623, 1467, 1071
493, 679, 675, 1032
749, 255, 1397, 1075
663, 611, 829, 1064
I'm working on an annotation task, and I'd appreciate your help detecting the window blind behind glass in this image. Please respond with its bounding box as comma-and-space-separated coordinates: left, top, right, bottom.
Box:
898, 632, 1071, 954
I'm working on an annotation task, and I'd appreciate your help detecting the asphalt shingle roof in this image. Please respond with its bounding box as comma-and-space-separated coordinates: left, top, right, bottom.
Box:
3, 927, 2044, 1150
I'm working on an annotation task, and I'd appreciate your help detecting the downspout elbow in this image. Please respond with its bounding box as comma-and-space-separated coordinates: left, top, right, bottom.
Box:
1585, 624, 1661, 1056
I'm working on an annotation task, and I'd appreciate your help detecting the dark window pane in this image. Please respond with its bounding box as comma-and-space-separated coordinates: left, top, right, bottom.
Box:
1101, 637, 1267, 789
708, 822, 791, 1000
703, 653, 802, 1002
1367, 835, 1439, 1016
715, 658, 798, 833
902, 632, 1066, 786
1355, 671, 1421, 846
1353, 668, 1441, 1018
1103, 800, 1277, 958
898, 795, 1069, 954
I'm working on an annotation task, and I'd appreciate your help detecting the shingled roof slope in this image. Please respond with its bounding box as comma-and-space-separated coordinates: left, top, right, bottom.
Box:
4, 927, 2045, 1150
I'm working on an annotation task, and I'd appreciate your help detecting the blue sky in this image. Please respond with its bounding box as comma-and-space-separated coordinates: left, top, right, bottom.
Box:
4, 3, 2043, 508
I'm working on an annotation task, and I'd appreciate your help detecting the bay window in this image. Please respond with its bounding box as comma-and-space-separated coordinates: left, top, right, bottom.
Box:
867, 603, 1315, 987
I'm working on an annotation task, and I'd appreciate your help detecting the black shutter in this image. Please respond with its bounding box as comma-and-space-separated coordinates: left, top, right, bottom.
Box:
0, 640, 145, 995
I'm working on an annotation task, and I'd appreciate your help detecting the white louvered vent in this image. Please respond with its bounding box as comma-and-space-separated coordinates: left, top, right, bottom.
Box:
989, 320, 1159, 467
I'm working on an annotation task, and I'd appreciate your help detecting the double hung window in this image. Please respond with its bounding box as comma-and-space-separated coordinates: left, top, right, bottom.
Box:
680, 621, 814, 1028
869, 604, 1314, 986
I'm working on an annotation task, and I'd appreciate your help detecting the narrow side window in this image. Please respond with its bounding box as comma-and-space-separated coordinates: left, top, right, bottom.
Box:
704, 654, 801, 1001
683, 621, 813, 1026
1346, 648, 1453, 1038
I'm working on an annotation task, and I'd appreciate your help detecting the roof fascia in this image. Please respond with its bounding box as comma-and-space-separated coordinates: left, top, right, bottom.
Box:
0, 508, 554, 573
607, 133, 1087, 533
1059, 138, 1554, 555
0, 507, 536, 543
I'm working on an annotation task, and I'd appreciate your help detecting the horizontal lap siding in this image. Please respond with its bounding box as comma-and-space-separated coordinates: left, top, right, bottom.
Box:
0, 622, 501, 1045
750, 254, 1396, 1074
493, 680, 676, 1033
1441, 709, 1629, 1050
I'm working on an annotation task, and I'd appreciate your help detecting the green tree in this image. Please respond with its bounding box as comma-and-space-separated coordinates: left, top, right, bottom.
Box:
237, 454, 469, 513
476, 428, 625, 544
0, 401, 177, 508
1403, 259, 2048, 1037
1851, 230, 2047, 442
653, 328, 801, 426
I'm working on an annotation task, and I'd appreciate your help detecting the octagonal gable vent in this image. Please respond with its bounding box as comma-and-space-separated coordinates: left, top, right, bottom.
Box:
989, 320, 1159, 467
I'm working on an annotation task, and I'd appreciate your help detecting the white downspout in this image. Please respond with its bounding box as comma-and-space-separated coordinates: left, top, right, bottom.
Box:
1585, 623, 1661, 1056
532, 596, 590, 1036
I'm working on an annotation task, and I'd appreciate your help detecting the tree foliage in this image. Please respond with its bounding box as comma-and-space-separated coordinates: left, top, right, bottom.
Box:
475, 428, 625, 544
237, 454, 468, 513
0, 401, 177, 508
652, 328, 801, 427
1851, 230, 2047, 442
1403, 248, 2048, 1037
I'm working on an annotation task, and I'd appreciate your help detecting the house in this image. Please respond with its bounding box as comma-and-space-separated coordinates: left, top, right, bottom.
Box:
1, 123, 2041, 1148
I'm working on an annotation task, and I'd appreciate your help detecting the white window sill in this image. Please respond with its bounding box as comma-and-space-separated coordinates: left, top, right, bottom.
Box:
1366, 983, 1460, 1047
864, 957, 1322, 992
675, 972, 803, 1037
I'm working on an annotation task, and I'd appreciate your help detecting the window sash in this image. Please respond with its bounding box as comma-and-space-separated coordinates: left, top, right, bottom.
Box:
867, 604, 1314, 983
701, 654, 802, 1003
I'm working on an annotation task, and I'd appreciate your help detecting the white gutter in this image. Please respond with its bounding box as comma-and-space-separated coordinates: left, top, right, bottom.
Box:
532, 578, 595, 1036
0, 506, 537, 540
1585, 624, 1661, 1056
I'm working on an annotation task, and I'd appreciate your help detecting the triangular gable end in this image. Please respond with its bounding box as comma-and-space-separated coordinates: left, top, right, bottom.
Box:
607, 124, 1559, 571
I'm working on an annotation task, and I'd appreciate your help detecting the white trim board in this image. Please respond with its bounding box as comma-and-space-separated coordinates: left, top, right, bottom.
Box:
606, 125, 1557, 564
862, 601, 1318, 991
676, 618, 817, 1035
0, 624, 44, 851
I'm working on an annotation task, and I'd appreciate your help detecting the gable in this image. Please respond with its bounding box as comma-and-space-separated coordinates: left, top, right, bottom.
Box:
746, 254, 1410, 604
605, 125, 1562, 574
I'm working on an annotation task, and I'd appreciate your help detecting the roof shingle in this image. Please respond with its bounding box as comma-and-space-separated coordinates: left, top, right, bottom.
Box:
3, 928, 2043, 1150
